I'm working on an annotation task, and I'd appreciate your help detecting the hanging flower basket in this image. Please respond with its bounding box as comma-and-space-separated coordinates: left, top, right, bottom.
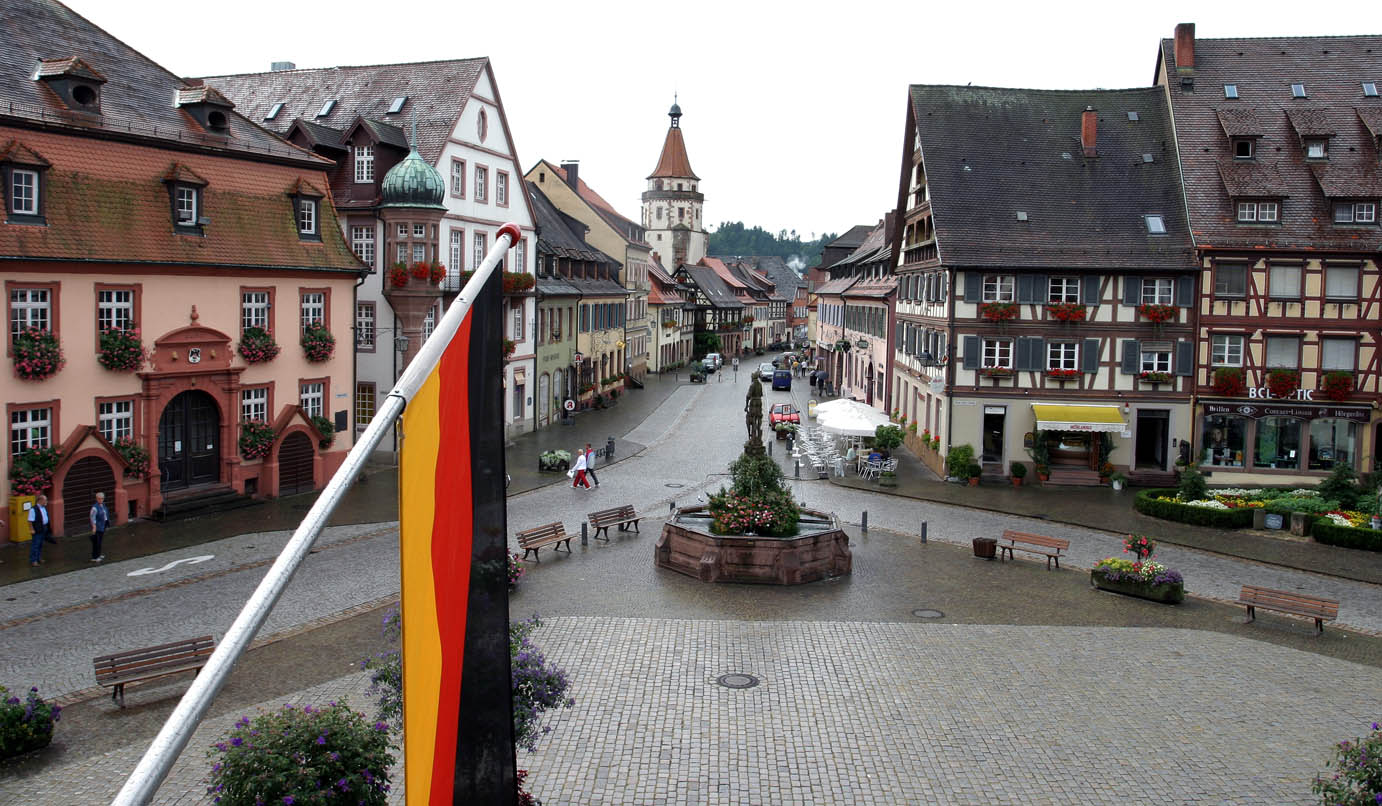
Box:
310, 415, 336, 449
9, 445, 60, 495
1046, 368, 1082, 381
1138, 304, 1176, 324
238, 327, 281, 364
1211, 366, 1246, 397
503, 338, 517, 358
1266, 368, 1300, 399
97, 326, 145, 372
300, 322, 336, 363
239, 420, 275, 460
12, 326, 65, 381
1320, 371, 1354, 402
1138, 370, 1173, 385
502, 272, 535, 294
1046, 303, 1087, 322
979, 302, 1018, 322
113, 436, 151, 479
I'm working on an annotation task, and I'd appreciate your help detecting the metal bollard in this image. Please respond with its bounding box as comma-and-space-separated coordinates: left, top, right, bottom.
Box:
920, 521, 927, 544
794, 460, 800, 479
767, 440, 773, 457
581, 521, 588, 547
861, 510, 868, 533
606, 436, 615, 461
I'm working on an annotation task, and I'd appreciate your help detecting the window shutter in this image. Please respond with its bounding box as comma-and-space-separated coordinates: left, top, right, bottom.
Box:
963, 271, 981, 301
1016, 274, 1035, 304
1175, 339, 1194, 376
962, 335, 980, 370
1017, 337, 1044, 371
1176, 275, 1195, 307
1081, 276, 1100, 306
1082, 338, 1101, 373
1120, 340, 1141, 374
1031, 275, 1048, 303
1123, 276, 1141, 306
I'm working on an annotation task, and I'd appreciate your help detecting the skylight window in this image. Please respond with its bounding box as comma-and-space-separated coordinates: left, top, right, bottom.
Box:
1365, 82, 1379, 97
1291, 83, 1307, 98
1142, 153, 1154, 163
265, 102, 283, 121
1223, 84, 1239, 99
1144, 215, 1166, 234
387, 96, 407, 114
1016, 211, 1028, 221
1127, 111, 1139, 121
316, 99, 336, 118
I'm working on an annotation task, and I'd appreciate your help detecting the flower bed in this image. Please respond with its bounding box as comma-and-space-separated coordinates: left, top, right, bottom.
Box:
1311, 520, 1382, 552
97, 326, 145, 372
1133, 488, 1255, 529
12, 326, 64, 381
0, 685, 61, 760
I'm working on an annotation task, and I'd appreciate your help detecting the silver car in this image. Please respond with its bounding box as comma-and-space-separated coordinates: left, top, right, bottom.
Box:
758, 362, 775, 380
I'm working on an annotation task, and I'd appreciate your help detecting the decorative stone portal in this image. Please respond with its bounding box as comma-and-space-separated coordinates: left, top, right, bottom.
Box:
655, 505, 851, 585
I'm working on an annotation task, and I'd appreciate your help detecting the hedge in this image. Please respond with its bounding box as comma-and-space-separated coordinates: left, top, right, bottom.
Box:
1310, 520, 1382, 552
1133, 489, 1256, 529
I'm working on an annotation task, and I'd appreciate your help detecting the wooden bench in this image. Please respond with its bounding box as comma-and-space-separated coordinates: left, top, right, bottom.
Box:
516, 522, 571, 560
998, 530, 1070, 570
1238, 584, 1339, 634
588, 505, 642, 541
93, 635, 216, 708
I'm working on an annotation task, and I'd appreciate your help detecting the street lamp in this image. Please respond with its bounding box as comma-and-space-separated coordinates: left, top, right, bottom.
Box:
394, 333, 409, 354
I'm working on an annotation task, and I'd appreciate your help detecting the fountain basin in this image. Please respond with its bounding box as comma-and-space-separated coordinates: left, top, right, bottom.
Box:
655, 506, 851, 585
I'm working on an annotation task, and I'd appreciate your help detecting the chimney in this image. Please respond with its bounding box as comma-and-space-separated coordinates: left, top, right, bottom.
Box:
560, 160, 579, 189
1081, 106, 1098, 158
270, 61, 296, 72
1174, 23, 1195, 72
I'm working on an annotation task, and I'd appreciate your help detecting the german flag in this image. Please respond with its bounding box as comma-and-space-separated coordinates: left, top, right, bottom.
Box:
399, 226, 515, 804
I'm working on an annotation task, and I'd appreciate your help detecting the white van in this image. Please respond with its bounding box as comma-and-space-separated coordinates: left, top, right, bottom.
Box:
705, 352, 723, 369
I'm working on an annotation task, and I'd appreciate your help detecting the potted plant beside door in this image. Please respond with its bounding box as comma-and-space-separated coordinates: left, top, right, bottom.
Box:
967, 463, 982, 486
1009, 461, 1027, 487
1110, 470, 1128, 492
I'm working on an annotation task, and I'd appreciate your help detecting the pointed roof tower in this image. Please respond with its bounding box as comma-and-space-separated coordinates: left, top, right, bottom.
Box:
648, 95, 699, 180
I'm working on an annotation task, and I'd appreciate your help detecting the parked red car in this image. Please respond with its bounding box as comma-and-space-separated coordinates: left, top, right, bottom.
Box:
769, 403, 800, 427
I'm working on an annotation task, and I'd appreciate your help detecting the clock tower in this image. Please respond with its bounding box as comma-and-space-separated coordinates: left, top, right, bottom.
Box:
642, 98, 707, 267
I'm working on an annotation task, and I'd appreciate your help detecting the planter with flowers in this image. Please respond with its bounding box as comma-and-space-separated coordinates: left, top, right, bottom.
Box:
503, 338, 516, 359
1138, 370, 1173, 386
387, 263, 410, 288
300, 322, 335, 363
12, 326, 64, 381
97, 326, 145, 372
237, 327, 281, 365
1046, 302, 1087, 323
1266, 368, 1300, 399
1046, 368, 1082, 383
238, 420, 275, 461
979, 366, 1015, 380
112, 436, 151, 479
9, 446, 59, 496
1138, 304, 1177, 324
1211, 366, 1247, 397
0, 685, 61, 760
502, 271, 535, 294
1091, 536, 1184, 604
1320, 371, 1354, 402
979, 302, 1018, 322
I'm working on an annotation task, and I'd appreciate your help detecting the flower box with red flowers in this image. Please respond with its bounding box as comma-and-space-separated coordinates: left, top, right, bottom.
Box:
387, 263, 410, 288
979, 302, 1018, 322
1211, 367, 1246, 396
1138, 370, 1173, 385
1046, 303, 1087, 322
1137, 304, 1177, 324
9, 445, 59, 496
238, 420, 275, 460
1266, 368, 1300, 399
12, 326, 65, 381
1046, 368, 1082, 381
979, 366, 1015, 378
300, 322, 336, 363
98, 326, 145, 372
502, 271, 535, 294
238, 327, 281, 364
1320, 371, 1354, 402
503, 338, 517, 358
113, 436, 151, 479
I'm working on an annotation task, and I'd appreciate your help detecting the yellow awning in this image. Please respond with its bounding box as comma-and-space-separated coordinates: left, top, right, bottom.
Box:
1031, 403, 1125, 433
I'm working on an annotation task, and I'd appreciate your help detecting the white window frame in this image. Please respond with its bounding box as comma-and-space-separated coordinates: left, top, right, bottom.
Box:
981, 338, 1012, 369
300, 292, 324, 332
354, 145, 374, 183
10, 406, 51, 456
422, 305, 436, 341
1211, 334, 1243, 367
1047, 341, 1078, 370
240, 387, 268, 422
981, 274, 1014, 303
1141, 349, 1172, 373
450, 229, 463, 271
355, 302, 375, 349
97, 289, 133, 332
496, 172, 508, 206
300, 382, 324, 418
9, 288, 50, 338
472, 231, 487, 269
98, 400, 133, 442
297, 198, 317, 235
350, 225, 375, 268
450, 159, 465, 197
1047, 276, 1080, 303
512, 305, 523, 341
241, 291, 269, 331
1334, 201, 1377, 224
175, 186, 198, 226
1305, 139, 1328, 159
1321, 337, 1355, 372
1141, 278, 1174, 305
474, 164, 488, 203
411, 243, 427, 264
11, 168, 38, 215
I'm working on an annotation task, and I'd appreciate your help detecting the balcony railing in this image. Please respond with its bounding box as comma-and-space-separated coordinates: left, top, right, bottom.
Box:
903, 240, 938, 266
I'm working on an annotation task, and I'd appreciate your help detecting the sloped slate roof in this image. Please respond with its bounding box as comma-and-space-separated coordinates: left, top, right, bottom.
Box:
1216, 108, 1266, 137
1285, 108, 1337, 137
844, 276, 897, 299
827, 225, 874, 250
527, 180, 618, 266
0, 0, 322, 165
683, 265, 743, 307
545, 162, 648, 246
1159, 33, 1382, 250
537, 275, 581, 296
911, 84, 1194, 269
1218, 161, 1289, 197
203, 58, 486, 166
814, 276, 858, 295
1311, 163, 1382, 197
289, 119, 345, 151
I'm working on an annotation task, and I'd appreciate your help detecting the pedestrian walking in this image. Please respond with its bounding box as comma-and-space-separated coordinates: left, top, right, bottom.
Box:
89, 491, 108, 562
27, 493, 52, 567
570, 448, 592, 490
583, 443, 600, 487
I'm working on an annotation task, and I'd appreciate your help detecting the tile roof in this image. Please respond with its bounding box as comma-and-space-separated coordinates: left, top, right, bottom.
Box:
542, 161, 649, 246
526, 180, 619, 266
1158, 33, 1382, 250
910, 84, 1195, 269
682, 265, 743, 307
826, 225, 874, 250
0, 0, 324, 165
0, 127, 362, 271
536, 275, 581, 296
844, 276, 897, 299
648, 125, 698, 179
814, 276, 858, 295
1217, 160, 1289, 196
287, 119, 346, 151
202, 58, 486, 166
1215, 108, 1266, 137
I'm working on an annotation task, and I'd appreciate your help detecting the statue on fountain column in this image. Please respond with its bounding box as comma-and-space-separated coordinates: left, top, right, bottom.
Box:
744, 375, 764, 455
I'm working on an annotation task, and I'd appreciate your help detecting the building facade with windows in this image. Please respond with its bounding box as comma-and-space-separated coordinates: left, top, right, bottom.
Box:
2, 0, 365, 535
891, 85, 1198, 483
647, 260, 694, 372
1156, 25, 1382, 482
673, 262, 745, 358
205, 57, 539, 442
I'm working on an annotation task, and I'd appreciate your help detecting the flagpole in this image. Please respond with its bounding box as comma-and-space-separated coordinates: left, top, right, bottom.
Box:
111, 222, 522, 806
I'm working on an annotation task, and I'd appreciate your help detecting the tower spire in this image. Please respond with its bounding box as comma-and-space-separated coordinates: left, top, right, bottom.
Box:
669, 94, 682, 128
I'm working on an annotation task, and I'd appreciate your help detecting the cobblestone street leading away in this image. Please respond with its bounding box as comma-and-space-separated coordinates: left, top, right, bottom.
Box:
2, 374, 1381, 804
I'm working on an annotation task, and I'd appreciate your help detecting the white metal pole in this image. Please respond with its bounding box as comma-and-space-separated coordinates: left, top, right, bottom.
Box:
112, 223, 522, 805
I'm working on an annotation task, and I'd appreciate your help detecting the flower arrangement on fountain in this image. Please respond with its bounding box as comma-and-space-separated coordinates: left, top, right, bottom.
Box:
708, 375, 801, 537
97, 326, 145, 372
1091, 535, 1185, 603
300, 321, 335, 363
12, 325, 64, 380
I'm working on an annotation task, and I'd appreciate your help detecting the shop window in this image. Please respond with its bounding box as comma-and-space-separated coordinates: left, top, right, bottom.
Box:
1201, 414, 1248, 467
1308, 419, 1356, 471
1253, 416, 1302, 470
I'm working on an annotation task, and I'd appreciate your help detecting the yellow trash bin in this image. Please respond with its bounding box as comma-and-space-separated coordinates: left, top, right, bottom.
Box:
807, 399, 819, 419
9, 495, 35, 543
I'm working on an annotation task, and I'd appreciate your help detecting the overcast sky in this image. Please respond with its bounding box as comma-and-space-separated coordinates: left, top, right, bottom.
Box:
63, 0, 1382, 241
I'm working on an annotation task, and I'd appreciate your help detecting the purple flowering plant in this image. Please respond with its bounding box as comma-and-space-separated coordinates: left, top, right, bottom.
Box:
205, 700, 393, 805
0, 684, 61, 760
1312, 722, 1382, 805
12, 325, 64, 381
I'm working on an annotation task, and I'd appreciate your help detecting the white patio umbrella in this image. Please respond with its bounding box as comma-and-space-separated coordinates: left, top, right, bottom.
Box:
813, 398, 885, 420
817, 405, 892, 437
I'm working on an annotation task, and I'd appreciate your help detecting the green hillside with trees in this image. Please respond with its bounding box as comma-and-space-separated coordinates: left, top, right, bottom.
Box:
708, 222, 836, 269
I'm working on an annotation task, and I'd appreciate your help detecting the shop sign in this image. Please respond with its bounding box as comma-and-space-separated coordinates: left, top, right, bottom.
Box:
1264, 513, 1284, 530
1248, 387, 1313, 401
1204, 402, 1369, 422
984, 406, 1005, 415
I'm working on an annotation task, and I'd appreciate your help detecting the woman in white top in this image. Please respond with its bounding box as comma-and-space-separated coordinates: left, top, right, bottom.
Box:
570, 449, 591, 489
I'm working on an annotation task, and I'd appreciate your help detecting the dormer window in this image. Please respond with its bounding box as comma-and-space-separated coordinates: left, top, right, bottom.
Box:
175, 84, 234, 132
297, 198, 318, 237
175, 186, 198, 226
1333, 201, 1376, 225
1232, 138, 1255, 159
1237, 200, 1280, 223
2, 140, 50, 225
162, 163, 207, 235
354, 145, 374, 183
34, 57, 106, 114
1305, 138, 1328, 159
